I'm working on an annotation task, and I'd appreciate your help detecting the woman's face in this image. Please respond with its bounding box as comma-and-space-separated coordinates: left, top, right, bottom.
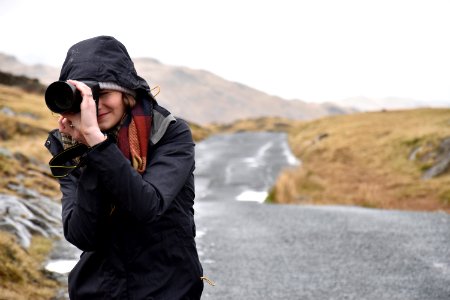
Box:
97, 90, 126, 131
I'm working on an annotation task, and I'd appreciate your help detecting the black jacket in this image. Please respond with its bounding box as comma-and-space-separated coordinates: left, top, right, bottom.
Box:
46, 105, 203, 299
45, 36, 203, 299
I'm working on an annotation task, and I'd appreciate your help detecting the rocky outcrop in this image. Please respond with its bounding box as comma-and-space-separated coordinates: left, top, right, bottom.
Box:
0, 186, 61, 249
422, 137, 450, 179
0, 182, 81, 279
411, 136, 450, 180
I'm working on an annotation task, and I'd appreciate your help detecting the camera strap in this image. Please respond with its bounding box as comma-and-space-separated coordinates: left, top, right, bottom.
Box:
49, 143, 89, 178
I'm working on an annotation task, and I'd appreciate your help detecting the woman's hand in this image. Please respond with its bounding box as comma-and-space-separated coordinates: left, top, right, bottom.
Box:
58, 113, 88, 145
58, 80, 106, 147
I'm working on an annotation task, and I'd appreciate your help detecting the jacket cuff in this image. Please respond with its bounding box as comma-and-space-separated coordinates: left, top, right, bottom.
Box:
88, 133, 114, 153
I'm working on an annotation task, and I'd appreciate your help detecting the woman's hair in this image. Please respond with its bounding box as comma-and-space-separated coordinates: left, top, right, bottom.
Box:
123, 93, 136, 109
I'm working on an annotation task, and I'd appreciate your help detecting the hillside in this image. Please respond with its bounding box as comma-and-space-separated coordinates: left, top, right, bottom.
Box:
0, 53, 354, 125
270, 108, 450, 212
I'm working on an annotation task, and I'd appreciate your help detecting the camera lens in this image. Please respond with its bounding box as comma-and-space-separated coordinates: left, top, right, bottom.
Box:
45, 81, 81, 113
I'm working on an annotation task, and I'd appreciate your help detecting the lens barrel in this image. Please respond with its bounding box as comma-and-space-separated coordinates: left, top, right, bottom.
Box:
45, 81, 100, 114
45, 81, 82, 113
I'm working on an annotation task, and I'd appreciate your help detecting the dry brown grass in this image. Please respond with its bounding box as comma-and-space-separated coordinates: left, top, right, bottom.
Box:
0, 232, 58, 299
0, 85, 60, 198
189, 121, 213, 142
207, 116, 294, 133
271, 108, 450, 212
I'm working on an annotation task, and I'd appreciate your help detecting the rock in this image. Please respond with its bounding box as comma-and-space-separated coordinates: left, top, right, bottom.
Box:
408, 146, 421, 161
422, 137, 450, 179
0, 216, 32, 249
16, 217, 49, 237
0, 106, 39, 120
0, 195, 34, 219
0, 106, 15, 116
20, 198, 61, 237
7, 182, 41, 199
0, 191, 62, 249
0, 147, 13, 158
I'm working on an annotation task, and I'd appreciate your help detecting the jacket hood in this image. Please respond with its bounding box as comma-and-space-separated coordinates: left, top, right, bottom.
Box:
59, 36, 150, 93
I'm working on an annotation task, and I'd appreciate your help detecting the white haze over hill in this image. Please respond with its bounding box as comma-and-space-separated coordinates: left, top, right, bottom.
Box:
0, 0, 449, 111
335, 96, 449, 111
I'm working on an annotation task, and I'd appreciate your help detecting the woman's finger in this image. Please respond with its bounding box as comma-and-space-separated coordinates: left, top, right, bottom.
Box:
67, 80, 94, 99
66, 80, 97, 116
58, 116, 65, 130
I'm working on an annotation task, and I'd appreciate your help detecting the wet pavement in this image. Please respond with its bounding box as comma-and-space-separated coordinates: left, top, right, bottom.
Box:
194, 132, 450, 300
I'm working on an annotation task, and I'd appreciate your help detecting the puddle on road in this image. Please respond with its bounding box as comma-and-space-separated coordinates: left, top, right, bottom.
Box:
235, 190, 268, 203
45, 259, 78, 274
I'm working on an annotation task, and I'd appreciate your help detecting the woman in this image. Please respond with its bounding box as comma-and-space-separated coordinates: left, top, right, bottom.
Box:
45, 36, 204, 299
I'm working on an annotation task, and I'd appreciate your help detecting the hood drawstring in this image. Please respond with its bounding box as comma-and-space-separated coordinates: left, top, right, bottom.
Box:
200, 276, 216, 286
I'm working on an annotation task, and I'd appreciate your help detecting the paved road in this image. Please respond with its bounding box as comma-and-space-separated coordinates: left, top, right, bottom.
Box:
194, 132, 450, 300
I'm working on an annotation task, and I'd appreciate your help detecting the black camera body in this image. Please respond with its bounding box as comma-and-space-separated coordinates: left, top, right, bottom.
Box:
45, 81, 100, 114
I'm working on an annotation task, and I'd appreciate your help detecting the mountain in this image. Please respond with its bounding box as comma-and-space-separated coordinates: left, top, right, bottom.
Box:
0, 53, 59, 86
132, 58, 354, 124
0, 53, 353, 124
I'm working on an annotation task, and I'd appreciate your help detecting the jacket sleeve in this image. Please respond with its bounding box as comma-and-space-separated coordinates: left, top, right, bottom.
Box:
59, 167, 110, 251
85, 119, 195, 224
46, 129, 109, 251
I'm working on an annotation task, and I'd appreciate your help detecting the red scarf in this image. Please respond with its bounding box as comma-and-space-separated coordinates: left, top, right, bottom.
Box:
116, 97, 152, 174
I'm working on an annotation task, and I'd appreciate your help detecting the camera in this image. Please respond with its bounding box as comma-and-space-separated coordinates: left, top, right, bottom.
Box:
45, 81, 100, 114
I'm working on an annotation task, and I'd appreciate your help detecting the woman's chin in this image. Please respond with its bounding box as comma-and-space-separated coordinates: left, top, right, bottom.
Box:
98, 122, 111, 131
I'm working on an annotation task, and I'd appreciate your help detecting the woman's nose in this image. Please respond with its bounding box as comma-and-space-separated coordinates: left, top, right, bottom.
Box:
97, 99, 103, 110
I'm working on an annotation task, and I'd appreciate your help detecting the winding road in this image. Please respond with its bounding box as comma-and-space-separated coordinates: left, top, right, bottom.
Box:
194, 132, 450, 300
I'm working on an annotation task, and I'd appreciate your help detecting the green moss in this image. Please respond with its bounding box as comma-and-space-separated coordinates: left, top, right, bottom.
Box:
401, 137, 423, 147
358, 200, 379, 209
265, 187, 276, 203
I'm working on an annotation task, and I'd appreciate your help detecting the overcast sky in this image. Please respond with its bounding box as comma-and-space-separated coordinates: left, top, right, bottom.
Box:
0, 0, 449, 104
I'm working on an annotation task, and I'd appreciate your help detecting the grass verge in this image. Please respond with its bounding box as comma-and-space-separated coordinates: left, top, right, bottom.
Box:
271, 108, 450, 212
